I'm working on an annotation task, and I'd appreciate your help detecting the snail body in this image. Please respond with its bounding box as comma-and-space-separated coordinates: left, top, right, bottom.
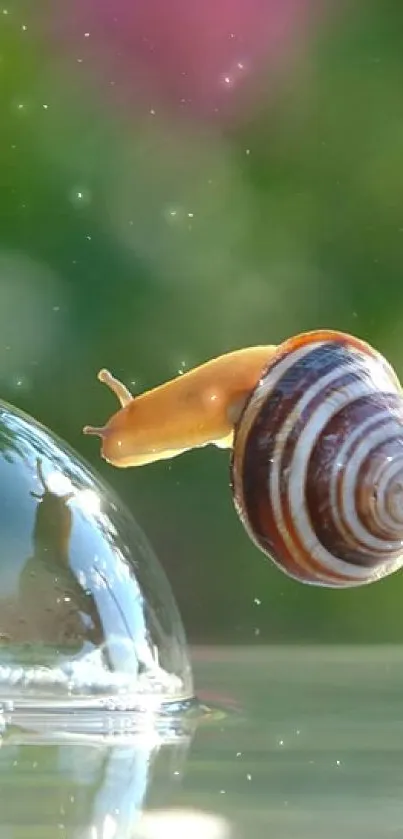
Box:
84, 330, 403, 588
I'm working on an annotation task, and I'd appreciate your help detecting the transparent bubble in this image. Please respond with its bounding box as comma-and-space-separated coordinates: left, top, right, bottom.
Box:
0, 399, 193, 711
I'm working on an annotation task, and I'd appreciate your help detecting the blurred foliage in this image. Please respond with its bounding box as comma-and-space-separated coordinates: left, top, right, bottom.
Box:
1, 0, 403, 644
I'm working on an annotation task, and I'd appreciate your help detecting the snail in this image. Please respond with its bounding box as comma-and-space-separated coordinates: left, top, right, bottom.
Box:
83, 329, 403, 588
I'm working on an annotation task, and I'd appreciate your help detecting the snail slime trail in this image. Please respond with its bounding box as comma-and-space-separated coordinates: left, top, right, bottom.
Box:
84, 330, 403, 589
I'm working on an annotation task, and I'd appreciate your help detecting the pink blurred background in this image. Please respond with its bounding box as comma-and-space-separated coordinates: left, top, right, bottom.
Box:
51, 0, 328, 121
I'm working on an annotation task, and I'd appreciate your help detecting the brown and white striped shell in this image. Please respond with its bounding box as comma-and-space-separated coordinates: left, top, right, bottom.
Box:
230, 329, 403, 587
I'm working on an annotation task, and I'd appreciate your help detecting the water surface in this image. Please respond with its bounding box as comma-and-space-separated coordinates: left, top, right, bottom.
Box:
1, 644, 402, 838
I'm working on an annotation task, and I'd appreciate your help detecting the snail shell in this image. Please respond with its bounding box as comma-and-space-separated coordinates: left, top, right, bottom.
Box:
230, 329, 403, 587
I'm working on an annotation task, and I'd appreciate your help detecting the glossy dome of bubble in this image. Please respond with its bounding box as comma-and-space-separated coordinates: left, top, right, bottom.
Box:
0, 399, 192, 711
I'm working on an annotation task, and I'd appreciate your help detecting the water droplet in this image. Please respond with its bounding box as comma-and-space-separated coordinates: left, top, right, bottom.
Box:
69, 187, 91, 208
9, 374, 31, 393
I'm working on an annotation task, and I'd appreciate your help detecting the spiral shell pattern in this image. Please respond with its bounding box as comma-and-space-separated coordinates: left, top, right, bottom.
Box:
231, 330, 403, 587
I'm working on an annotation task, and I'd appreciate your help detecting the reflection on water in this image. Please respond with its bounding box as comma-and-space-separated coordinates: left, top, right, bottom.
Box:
0, 706, 195, 838
133, 808, 231, 839
2, 645, 403, 837
0, 399, 192, 707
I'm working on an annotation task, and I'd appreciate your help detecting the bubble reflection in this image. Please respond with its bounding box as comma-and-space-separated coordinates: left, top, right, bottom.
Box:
0, 714, 196, 839
0, 399, 192, 709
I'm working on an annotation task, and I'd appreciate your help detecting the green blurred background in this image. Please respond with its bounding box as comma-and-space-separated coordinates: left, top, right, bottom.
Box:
1, 0, 403, 646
